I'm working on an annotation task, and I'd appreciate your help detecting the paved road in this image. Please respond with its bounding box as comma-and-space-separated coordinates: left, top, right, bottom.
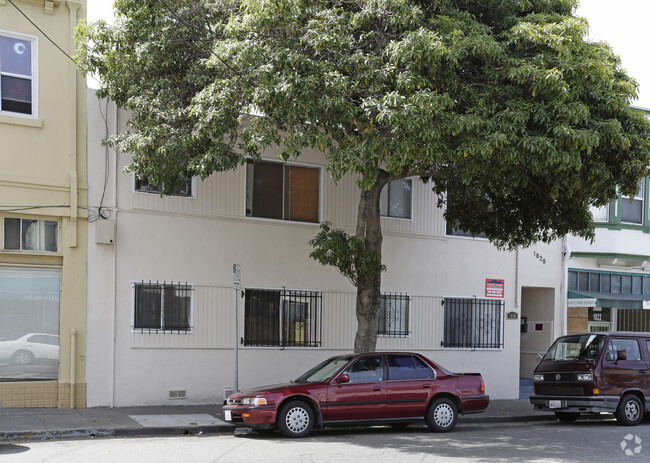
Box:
1, 418, 648, 463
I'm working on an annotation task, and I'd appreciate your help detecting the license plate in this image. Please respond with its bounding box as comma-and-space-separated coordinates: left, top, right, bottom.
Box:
224, 410, 232, 421
548, 400, 562, 409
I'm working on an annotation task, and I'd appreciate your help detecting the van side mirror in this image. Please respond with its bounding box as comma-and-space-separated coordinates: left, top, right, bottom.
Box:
616, 349, 627, 362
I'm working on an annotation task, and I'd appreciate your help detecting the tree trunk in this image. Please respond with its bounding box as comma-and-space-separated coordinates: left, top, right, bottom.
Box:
353, 175, 389, 353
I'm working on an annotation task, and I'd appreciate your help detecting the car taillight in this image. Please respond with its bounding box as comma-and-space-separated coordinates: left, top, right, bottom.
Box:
479, 381, 485, 394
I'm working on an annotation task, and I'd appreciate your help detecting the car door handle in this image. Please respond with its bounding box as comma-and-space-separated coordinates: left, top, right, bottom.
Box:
373, 387, 383, 392
640, 370, 648, 374
422, 385, 431, 389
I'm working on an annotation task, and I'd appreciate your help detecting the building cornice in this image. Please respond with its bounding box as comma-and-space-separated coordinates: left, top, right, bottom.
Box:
0, 0, 62, 14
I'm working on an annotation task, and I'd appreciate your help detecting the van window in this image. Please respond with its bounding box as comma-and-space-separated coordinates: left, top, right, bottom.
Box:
607, 338, 642, 361
542, 334, 606, 361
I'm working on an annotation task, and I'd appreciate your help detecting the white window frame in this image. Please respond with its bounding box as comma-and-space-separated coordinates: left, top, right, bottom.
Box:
0, 29, 38, 118
244, 158, 322, 225
380, 178, 413, 220
3, 217, 58, 252
620, 180, 645, 225
131, 281, 194, 333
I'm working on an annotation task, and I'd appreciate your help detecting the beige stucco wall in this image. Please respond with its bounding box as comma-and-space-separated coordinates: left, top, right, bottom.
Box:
0, 0, 87, 408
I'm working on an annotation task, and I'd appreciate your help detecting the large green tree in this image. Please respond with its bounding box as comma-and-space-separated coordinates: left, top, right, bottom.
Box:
78, 0, 650, 352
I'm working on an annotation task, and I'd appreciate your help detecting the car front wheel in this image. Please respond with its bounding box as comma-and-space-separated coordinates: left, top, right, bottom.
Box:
616, 394, 644, 426
277, 400, 314, 438
426, 397, 458, 432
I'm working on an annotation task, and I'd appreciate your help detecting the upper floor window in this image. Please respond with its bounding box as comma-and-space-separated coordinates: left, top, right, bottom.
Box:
445, 192, 487, 238
621, 180, 644, 225
246, 160, 320, 223
380, 179, 412, 219
3, 217, 57, 252
0, 32, 35, 116
589, 204, 609, 223
133, 282, 192, 332
135, 176, 193, 197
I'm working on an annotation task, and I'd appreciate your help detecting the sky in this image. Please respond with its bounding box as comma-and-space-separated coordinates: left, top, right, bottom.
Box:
88, 1, 650, 108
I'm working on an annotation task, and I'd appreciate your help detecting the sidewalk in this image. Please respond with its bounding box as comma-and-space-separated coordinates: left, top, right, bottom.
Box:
0, 399, 553, 442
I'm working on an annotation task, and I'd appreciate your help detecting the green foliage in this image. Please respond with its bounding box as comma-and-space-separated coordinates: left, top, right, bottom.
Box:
77, 0, 650, 246
309, 222, 386, 286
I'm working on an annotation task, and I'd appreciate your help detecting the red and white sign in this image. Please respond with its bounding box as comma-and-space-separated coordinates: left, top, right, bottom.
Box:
485, 279, 504, 298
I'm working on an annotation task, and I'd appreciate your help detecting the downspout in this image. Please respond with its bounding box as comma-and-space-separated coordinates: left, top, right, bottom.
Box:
111, 100, 118, 408
67, 1, 80, 246
560, 236, 570, 336
515, 247, 520, 310
66, 0, 81, 409
70, 328, 77, 408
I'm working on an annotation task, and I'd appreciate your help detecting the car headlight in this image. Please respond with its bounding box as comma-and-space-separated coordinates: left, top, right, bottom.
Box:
577, 373, 593, 382
533, 374, 544, 382
241, 397, 268, 406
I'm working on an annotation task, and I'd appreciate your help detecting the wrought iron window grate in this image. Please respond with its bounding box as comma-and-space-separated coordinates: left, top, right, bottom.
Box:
379, 293, 410, 337
243, 288, 322, 347
133, 281, 193, 333
442, 297, 503, 349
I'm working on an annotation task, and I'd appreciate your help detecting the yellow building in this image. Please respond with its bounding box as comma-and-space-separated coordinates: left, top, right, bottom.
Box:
0, 0, 86, 408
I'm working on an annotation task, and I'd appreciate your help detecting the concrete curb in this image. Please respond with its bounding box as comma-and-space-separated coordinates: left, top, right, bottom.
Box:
0, 414, 558, 442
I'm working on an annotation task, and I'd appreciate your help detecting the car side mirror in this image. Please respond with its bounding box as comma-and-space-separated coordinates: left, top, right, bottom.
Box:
616, 349, 627, 362
334, 374, 350, 384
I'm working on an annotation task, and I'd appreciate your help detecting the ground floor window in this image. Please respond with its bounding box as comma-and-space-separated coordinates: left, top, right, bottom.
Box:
244, 288, 321, 347
0, 267, 60, 380
442, 297, 503, 349
133, 282, 192, 332
378, 293, 410, 337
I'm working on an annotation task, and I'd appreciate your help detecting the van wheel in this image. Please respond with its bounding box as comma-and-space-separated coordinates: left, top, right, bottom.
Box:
616, 395, 644, 426
555, 412, 579, 423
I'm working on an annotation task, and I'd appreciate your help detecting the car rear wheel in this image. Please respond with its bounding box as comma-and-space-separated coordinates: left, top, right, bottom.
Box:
277, 400, 314, 438
555, 412, 580, 423
616, 394, 644, 426
426, 397, 458, 432
11, 350, 34, 366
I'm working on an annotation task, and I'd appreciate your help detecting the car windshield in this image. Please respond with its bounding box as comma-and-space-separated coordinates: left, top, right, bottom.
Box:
295, 355, 354, 383
542, 334, 607, 361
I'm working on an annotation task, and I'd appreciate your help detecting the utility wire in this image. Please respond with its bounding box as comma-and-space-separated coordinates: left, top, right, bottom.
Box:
7, 0, 80, 67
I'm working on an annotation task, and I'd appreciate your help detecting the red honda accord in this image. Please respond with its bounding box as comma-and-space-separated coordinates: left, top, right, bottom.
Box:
223, 352, 489, 437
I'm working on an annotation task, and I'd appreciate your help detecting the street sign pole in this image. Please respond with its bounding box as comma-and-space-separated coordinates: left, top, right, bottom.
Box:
233, 264, 241, 393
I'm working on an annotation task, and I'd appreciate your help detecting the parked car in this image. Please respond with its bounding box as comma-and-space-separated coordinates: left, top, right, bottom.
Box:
530, 331, 650, 425
0, 333, 59, 366
223, 352, 489, 437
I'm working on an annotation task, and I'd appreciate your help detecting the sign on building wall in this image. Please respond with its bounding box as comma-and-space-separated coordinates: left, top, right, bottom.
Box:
485, 279, 504, 298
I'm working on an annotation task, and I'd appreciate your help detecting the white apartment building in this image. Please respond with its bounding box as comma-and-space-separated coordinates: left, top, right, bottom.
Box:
86, 93, 565, 406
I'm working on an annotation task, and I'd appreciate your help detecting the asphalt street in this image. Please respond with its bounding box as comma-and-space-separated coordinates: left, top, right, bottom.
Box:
1, 417, 647, 463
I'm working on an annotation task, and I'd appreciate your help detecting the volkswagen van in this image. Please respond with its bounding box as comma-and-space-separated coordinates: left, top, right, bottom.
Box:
530, 331, 650, 425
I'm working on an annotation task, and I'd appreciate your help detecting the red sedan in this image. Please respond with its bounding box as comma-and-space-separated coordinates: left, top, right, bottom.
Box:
223, 352, 489, 437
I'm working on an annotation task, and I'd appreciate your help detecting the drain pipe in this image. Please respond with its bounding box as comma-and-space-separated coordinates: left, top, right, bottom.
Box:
70, 328, 77, 409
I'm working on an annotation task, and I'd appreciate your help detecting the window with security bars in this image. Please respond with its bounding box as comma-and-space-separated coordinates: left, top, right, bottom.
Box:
244, 288, 321, 347
442, 297, 503, 349
378, 293, 410, 337
133, 282, 192, 332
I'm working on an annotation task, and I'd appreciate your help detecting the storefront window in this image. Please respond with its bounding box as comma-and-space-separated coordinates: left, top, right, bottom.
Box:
0, 268, 60, 381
